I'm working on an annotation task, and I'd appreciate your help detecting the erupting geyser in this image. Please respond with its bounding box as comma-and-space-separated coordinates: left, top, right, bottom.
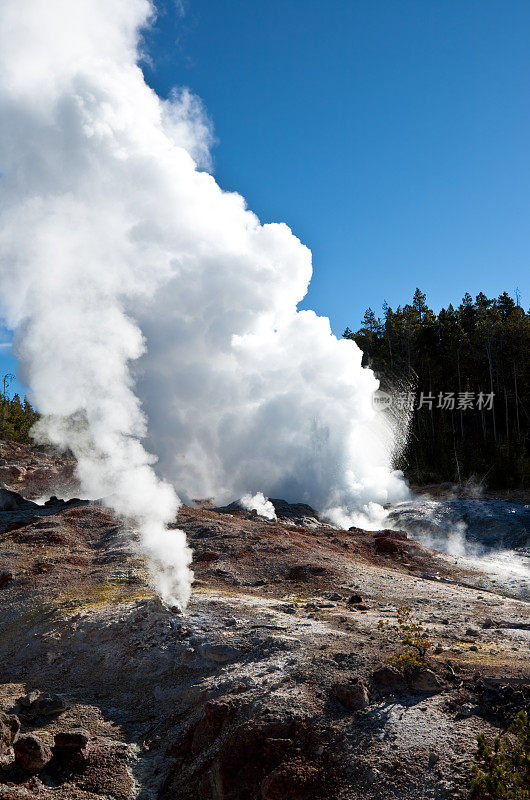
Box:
0, 0, 409, 608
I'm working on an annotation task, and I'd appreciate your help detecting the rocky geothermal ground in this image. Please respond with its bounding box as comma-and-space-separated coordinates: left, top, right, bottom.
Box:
0, 440, 528, 800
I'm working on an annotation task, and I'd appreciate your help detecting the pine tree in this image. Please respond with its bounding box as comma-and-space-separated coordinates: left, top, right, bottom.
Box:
0, 376, 39, 443
344, 290, 530, 488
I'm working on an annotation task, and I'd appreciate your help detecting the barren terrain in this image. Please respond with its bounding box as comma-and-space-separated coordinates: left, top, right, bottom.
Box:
0, 440, 528, 799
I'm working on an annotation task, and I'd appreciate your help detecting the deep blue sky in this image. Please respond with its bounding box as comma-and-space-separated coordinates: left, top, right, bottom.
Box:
142, 0, 530, 329
2, 0, 530, 396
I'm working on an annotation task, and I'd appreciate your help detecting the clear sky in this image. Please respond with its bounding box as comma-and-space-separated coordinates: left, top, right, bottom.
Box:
2, 0, 530, 395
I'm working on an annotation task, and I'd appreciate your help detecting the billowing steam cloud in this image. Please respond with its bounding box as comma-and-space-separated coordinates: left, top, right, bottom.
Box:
0, 0, 409, 608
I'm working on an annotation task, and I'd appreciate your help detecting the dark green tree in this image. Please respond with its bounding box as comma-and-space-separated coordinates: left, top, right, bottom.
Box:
0, 376, 39, 443
344, 289, 530, 488
469, 711, 530, 799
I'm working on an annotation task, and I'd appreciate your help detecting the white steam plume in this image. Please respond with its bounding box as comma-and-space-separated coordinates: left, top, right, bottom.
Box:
240, 493, 277, 521
0, 0, 409, 608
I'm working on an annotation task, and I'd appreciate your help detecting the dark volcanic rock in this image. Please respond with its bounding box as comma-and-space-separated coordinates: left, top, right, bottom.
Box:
269, 499, 320, 524
260, 759, 322, 800
74, 742, 133, 800
54, 729, 89, 754
18, 691, 68, 717
34, 692, 68, 716
287, 564, 328, 582
0, 488, 34, 512
331, 680, 370, 711
18, 690, 40, 708
0, 570, 13, 589
191, 700, 235, 755
14, 734, 52, 772
371, 665, 407, 696
215, 719, 334, 800
213, 498, 321, 527
0, 713, 20, 755
373, 530, 409, 556
347, 594, 363, 605
52, 729, 90, 770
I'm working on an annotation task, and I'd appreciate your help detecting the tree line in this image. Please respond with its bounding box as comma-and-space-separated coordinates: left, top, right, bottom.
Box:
0, 375, 38, 443
344, 289, 530, 488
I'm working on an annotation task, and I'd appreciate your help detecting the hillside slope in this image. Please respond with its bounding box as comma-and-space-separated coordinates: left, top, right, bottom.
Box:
0, 440, 528, 799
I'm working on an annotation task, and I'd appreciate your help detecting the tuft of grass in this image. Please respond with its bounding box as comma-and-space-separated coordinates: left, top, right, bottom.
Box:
55, 581, 152, 615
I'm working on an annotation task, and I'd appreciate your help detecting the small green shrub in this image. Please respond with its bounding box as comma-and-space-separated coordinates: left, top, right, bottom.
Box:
378, 605, 432, 668
469, 711, 530, 799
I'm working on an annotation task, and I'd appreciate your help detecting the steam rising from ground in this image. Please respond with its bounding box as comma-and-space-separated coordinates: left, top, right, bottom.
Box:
240, 493, 277, 521
0, 0, 409, 607
388, 497, 530, 599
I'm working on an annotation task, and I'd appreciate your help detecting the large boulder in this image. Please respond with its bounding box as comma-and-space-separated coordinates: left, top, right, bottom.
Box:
14, 734, 52, 772
53, 729, 90, 768
54, 729, 89, 754
371, 665, 407, 696
410, 668, 442, 694
331, 680, 370, 711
